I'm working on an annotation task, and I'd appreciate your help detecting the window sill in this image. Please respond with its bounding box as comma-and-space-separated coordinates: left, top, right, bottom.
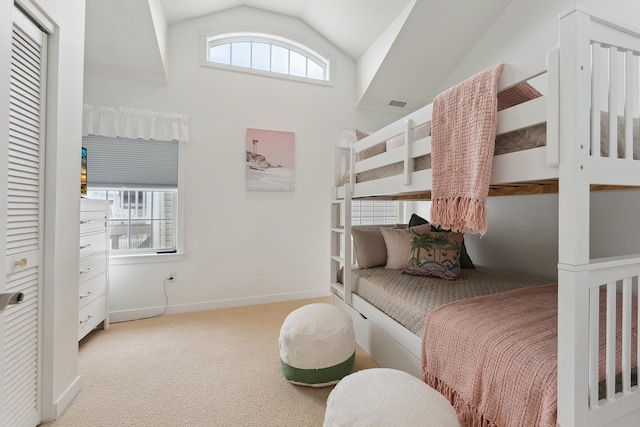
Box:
110, 252, 185, 265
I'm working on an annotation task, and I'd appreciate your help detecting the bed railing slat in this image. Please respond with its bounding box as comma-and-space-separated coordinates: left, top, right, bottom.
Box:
546, 47, 560, 167
622, 277, 632, 393
590, 286, 601, 407
496, 96, 546, 134
349, 146, 355, 194
606, 282, 617, 400
591, 43, 602, 158
624, 51, 637, 161
608, 46, 619, 159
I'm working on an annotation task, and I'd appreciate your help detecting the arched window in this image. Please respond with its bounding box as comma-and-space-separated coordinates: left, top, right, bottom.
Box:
202, 32, 332, 84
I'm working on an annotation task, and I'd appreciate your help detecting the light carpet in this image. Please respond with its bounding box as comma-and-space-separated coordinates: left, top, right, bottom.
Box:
39, 297, 378, 427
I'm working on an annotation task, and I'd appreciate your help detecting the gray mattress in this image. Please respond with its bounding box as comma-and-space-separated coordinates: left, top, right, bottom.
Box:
352, 266, 552, 336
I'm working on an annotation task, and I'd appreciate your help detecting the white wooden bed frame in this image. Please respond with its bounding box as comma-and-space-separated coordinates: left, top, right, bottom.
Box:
330, 9, 640, 427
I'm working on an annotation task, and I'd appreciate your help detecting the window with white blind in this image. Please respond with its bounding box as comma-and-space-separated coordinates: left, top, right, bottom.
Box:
82, 136, 179, 254
351, 200, 400, 225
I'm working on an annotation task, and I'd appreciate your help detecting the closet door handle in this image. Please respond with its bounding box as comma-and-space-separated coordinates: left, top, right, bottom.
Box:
14, 258, 27, 268
80, 220, 93, 225
79, 291, 93, 300
80, 243, 92, 250
79, 267, 93, 275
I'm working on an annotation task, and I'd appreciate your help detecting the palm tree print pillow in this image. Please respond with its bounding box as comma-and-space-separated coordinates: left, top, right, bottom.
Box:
403, 230, 464, 280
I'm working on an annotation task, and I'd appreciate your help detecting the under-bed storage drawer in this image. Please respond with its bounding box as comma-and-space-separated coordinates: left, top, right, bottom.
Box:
333, 294, 421, 378
333, 294, 372, 344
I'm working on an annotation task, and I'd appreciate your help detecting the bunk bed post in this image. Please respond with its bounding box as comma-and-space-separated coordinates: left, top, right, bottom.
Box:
403, 119, 414, 186
343, 187, 352, 305
556, 9, 593, 427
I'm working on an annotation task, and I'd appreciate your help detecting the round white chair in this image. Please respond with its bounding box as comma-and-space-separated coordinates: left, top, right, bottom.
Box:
279, 303, 355, 387
323, 368, 460, 427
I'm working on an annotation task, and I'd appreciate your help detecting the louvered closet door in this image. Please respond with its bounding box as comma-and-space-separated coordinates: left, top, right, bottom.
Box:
1, 6, 46, 427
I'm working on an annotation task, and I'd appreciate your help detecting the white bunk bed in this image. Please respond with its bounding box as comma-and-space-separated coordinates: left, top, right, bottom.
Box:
330, 9, 640, 427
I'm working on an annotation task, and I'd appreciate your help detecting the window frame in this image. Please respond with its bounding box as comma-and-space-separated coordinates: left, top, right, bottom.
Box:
200, 31, 334, 86
87, 189, 178, 254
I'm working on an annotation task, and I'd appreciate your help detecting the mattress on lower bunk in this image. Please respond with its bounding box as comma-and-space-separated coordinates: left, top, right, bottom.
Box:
343, 111, 639, 185
351, 265, 551, 336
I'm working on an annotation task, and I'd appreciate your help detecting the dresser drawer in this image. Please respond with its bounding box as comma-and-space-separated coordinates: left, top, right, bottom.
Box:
80, 210, 107, 234
80, 231, 107, 260
78, 293, 107, 339
79, 272, 106, 309
79, 252, 107, 283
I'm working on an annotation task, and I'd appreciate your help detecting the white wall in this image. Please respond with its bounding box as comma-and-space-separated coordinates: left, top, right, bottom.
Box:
83, 6, 396, 321
0, 0, 87, 421
426, 0, 640, 279
436, 0, 640, 99
356, 0, 415, 107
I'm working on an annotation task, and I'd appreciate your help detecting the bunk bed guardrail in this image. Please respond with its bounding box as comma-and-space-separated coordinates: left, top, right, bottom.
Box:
338, 45, 559, 201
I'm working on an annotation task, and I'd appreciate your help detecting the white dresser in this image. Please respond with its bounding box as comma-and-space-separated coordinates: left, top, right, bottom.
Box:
79, 197, 110, 340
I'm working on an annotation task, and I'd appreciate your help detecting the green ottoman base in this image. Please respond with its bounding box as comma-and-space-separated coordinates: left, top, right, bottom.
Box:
281, 352, 356, 387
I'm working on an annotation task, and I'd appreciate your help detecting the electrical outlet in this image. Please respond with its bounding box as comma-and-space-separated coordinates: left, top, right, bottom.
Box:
257, 265, 264, 276
168, 271, 176, 281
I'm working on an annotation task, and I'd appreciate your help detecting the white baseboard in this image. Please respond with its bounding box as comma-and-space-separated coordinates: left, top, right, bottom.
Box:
108, 289, 331, 323
53, 375, 82, 420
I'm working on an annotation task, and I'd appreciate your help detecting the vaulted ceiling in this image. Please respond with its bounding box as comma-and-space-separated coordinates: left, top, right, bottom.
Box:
84, 0, 513, 114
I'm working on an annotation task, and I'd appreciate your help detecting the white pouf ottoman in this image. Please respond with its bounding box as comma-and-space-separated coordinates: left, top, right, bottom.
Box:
324, 368, 460, 427
279, 303, 355, 387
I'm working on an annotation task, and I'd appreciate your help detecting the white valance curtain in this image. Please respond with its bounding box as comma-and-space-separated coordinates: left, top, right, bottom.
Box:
82, 104, 189, 142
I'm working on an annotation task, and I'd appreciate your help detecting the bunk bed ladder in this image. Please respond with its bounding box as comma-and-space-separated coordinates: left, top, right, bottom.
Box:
329, 197, 345, 300
330, 147, 353, 304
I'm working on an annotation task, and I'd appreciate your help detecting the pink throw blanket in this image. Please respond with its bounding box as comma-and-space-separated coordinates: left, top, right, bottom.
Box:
430, 64, 504, 235
422, 283, 638, 427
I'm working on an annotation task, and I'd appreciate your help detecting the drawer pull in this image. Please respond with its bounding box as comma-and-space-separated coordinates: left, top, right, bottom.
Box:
80, 243, 92, 250
80, 220, 93, 225
79, 267, 93, 275
79, 315, 94, 325
14, 258, 27, 268
79, 291, 93, 300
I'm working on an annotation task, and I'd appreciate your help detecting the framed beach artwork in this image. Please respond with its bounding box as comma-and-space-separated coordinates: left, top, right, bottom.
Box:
246, 128, 295, 191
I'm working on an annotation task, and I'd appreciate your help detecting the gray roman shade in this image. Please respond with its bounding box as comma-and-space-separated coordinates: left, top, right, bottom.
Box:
82, 135, 178, 189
